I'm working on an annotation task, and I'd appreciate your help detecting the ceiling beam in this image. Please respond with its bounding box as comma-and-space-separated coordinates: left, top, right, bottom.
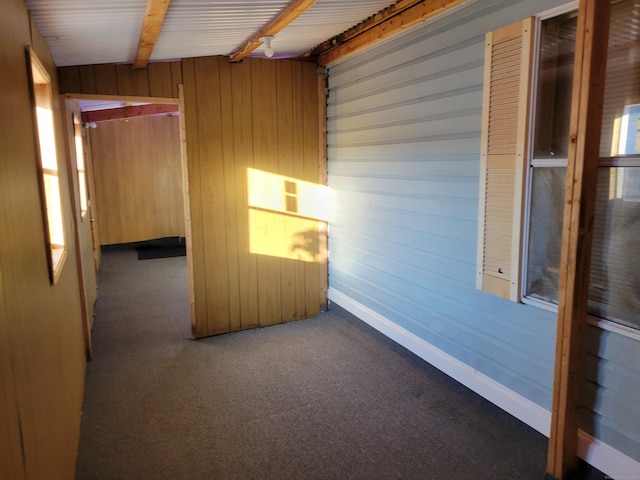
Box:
316, 0, 464, 66
81, 104, 179, 124
228, 0, 318, 63
133, 0, 172, 69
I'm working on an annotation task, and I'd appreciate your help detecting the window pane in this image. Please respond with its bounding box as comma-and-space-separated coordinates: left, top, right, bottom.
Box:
601, 0, 640, 157
533, 12, 577, 159
526, 167, 566, 303
589, 167, 640, 328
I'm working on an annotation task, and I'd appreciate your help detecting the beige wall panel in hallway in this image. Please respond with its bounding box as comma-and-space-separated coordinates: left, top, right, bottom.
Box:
185, 57, 326, 337
0, 1, 87, 477
59, 56, 325, 338
91, 115, 185, 245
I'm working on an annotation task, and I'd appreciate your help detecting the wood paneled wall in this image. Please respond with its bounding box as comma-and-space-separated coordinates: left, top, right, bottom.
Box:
183, 57, 324, 337
59, 61, 182, 98
59, 57, 326, 338
0, 1, 86, 478
91, 115, 185, 245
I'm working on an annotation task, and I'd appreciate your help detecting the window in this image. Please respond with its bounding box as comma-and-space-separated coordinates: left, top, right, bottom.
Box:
73, 112, 89, 218
478, 1, 640, 330
27, 47, 67, 284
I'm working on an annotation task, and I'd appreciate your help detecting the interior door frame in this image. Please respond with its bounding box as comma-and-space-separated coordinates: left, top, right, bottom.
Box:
62, 91, 195, 351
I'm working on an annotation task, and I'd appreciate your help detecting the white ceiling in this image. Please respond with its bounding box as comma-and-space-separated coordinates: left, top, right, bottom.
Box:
25, 0, 397, 67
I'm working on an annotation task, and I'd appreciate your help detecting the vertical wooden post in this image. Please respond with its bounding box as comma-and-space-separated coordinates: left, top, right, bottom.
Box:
546, 0, 610, 478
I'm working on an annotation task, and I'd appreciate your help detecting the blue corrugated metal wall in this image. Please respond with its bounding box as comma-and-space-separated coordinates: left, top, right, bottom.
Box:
326, 0, 639, 465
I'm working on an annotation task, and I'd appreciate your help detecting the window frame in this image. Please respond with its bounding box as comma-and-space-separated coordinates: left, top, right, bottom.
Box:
26, 46, 67, 285
520, 2, 640, 334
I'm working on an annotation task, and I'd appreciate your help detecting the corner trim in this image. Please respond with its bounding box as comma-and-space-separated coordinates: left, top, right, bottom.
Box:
328, 287, 640, 479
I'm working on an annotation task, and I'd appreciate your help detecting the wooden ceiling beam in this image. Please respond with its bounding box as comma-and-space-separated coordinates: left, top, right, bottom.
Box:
133, 0, 172, 69
81, 104, 179, 124
316, 0, 464, 66
228, 0, 318, 63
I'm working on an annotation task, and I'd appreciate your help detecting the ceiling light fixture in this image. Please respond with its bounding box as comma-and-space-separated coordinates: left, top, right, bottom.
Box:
260, 35, 275, 58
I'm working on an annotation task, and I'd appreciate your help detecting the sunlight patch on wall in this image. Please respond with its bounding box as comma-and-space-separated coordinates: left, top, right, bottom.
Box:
248, 168, 328, 263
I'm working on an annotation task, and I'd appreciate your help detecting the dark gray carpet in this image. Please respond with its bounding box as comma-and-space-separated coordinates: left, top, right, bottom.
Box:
76, 247, 602, 480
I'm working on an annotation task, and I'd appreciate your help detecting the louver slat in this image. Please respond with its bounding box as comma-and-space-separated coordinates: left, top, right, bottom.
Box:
477, 18, 534, 301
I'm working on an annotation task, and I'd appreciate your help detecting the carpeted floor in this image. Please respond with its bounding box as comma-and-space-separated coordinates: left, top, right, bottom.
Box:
76, 247, 604, 480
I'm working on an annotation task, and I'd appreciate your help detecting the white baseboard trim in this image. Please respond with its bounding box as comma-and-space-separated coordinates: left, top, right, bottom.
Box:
577, 431, 640, 479
328, 288, 640, 479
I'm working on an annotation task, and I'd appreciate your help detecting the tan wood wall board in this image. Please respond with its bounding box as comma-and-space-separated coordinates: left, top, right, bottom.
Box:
116, 63, 150, 97
61, 98, 95, 360
170, 61, 183, 98
91, 123, 119, 244
0, 271, 25, 480
93, 64, 119, 95
60, 56, 324, 338
91, 115, 184, 244
0, 7, 26, 467
302, 62, 322, 318
1, 2, 87, 477
31, 19, 86, 479
79, 65, 97, 94
84, 129, 101, 271
0, 144, 25, 480
194, 56, 231, 335
276, 61, 298, 322
252, 58, 283, 327
291, 61, 308, 319
148, 62, 174, 98
219, 59, 243, 332
178, 84, 197, 334
181, 57, 209, 337
231, 60, 260, 331
58, 65, 82, 93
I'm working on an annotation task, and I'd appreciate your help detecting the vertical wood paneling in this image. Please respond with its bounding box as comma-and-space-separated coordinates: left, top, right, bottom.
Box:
231, 60, 260, 331
170, 61, 183, 98
1, 1, 86, 477
277, 61, 297, 322
116, 64, 150, 96
58, 65, 81, 93
93, 64, 119, 95
195, 56, 231, 335
252, 58, 282, 327
291, 61, 308, 318
91, 116, 184, 244
181, 58, 208, 337
61, 99, 96, 360
148, 62, 174, 97
219, 59, 242, 331
78, 66, 97, 94
57, 56, 323, 337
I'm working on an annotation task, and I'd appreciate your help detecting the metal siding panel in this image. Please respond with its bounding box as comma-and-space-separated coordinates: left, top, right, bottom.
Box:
327, 0, 640, 464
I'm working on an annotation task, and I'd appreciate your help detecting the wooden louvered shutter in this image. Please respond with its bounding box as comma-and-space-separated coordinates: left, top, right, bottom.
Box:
476, 18, 534, 301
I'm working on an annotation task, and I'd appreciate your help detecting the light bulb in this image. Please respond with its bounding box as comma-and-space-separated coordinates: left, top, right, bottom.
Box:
261, 36, 275, 58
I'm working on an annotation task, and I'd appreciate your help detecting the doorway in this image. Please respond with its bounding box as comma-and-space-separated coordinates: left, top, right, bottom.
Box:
63, 93, 194, 357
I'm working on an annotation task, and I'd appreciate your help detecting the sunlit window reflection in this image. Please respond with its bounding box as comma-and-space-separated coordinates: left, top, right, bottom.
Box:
247, 168, 328, 263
